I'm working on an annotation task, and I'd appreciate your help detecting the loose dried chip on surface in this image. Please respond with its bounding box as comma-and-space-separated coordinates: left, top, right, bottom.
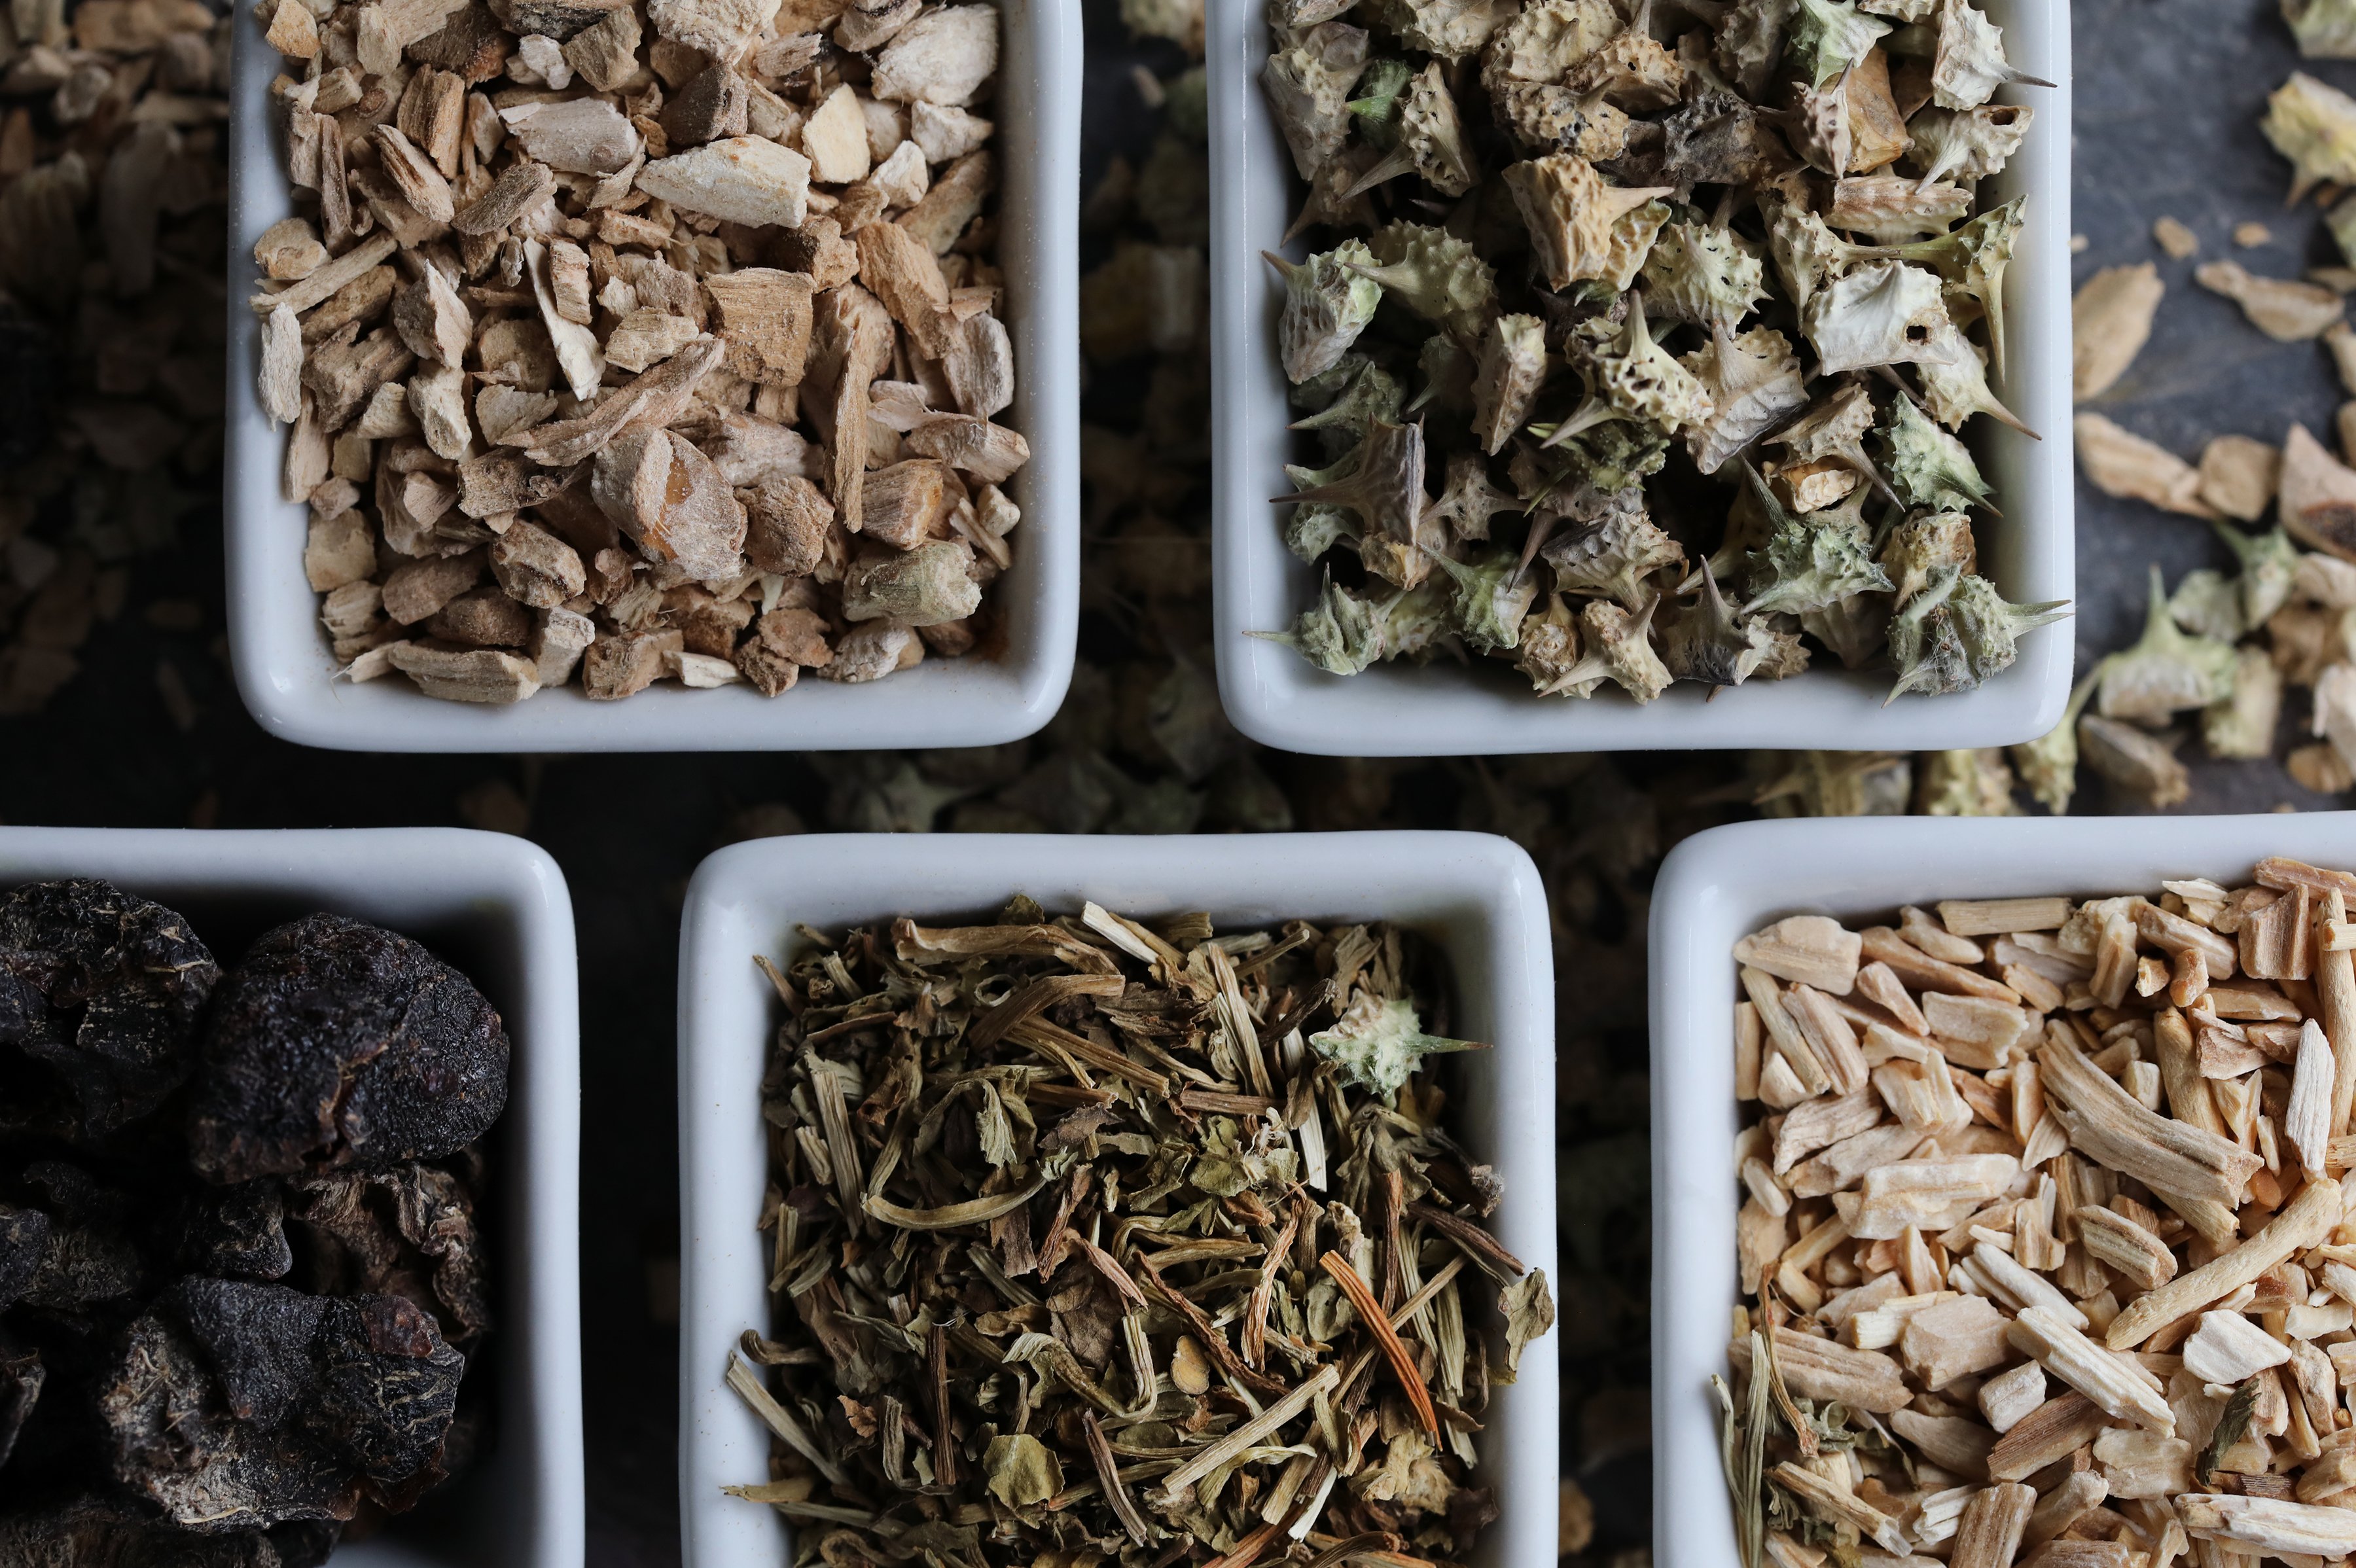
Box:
1719, 862, 2356, 1567
251, 0, 1027, 704
0, 881, 509, 1563
726, 899, 1553, 1565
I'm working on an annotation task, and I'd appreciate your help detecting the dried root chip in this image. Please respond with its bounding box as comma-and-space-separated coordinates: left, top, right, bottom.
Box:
2196, 258, 2347, 341
2071, 262, 2164, 401
2073, 413, 2216, 518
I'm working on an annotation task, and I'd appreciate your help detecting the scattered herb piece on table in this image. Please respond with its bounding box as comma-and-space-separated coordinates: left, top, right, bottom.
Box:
726, 900, 1553, 1563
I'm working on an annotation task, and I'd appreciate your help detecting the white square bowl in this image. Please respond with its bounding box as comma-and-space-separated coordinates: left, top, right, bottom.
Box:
1645, 812, 2356, 1568
1206, 0, 2075, 756
0, 827, 583, 1568
223, 0, 1080, 753
676, 830, 1560, 1567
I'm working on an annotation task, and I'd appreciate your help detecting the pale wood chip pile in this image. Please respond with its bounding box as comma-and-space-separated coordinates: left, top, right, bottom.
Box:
251, 0, 1026, 704
1726, 860, 2356, 1568
0, 0, 230, 715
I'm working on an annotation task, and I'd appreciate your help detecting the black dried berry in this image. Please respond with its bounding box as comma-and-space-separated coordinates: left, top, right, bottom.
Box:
0, 1336, 40, 1471
0, 1206, 48, 1311
98, 1279, 465, 1533
0, 1496, 289, 1567
0, 879, 219, 1145
172, 1180, 293, 1284
291, 1164, 489, 1348
187, 915, 510, 1185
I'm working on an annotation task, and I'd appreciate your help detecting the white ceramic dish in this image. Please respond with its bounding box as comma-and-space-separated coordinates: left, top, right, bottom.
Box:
224, 0, 1080, 753
1646, 812, 2356, 1568
1207, 0, 2075, 755
677, 830, 1559, 1567
0, 827, 583, 1568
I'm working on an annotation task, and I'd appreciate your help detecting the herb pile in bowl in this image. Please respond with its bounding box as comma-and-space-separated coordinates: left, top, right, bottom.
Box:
1258, 0, 2064, 703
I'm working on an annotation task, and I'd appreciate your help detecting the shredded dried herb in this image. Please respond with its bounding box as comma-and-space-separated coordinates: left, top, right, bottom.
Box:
727, 900, 1552, 1565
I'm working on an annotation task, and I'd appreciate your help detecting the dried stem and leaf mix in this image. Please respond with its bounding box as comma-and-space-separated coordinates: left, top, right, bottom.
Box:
1724, 861, 2356, 1568
0, 880, 508, 1564
1255, 0, 2065, 702
726, 901, 1554, 1567
252, 0, 1027, 704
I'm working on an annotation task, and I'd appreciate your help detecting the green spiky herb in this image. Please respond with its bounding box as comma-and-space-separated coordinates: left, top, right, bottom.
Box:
1880, 390, 1992, 513
1250, 569, 1385, 673
1267, 241, 1383, 383
1887, 572, 2070, 700
1431, 547, 1541, 652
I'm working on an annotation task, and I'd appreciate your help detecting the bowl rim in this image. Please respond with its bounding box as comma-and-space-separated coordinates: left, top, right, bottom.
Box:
0, 825, 584, 1568
1205, 0, 2076, 757
1644, 811, 2356, 1568
675, 829, 1561, 1568
221, 0, 1082, 754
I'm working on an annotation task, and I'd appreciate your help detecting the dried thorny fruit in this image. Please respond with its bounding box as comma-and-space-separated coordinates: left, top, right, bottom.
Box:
1787, 0, 1890, 88
1255, 0, 2052, 696
2287, 0, 2356, 56
1543, 506, 1687, 609
1472, 313, 1550, 455
1885, 571, 2068, 700
1641, 220, 1771, 329
1584, 291, 1717, 436
2264, 70, 2356, 202
1279, 417, 1430, 548
1346, 62, 1480, 196
2007, 662, 2101, 814
2097, 564, 2240, 724
1740, 484, 1891, 620
1878, 390, 1991, 513
1657, 561, 1779, 687
188, 916, 510, 1185
1255, 569, 1387, 673
1431, 547, 1542, 651
1264, 22, 1372, 178
1357, 222, 1501, 340
0, 880, 219, 1145
1269, 242, 1385, 382
1801, 261, 1950, 377
726, 906, 1552, 1558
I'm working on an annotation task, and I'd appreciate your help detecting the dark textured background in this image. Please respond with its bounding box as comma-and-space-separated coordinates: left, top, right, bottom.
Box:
2, 0, 2346, 1559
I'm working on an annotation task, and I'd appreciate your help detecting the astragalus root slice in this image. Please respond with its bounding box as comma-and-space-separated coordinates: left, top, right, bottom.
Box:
1719, 860, 2356, 1568
252, 0, 1028, 705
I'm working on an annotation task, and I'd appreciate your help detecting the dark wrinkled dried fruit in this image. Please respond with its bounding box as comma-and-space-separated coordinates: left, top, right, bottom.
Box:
0, 1497, 289, 1567
173, 1181, 293, 1283
188, 916, 510, 1185
99, 1279, 464, 1532
291, 1163, 490, 1348
0, 880, 219, 1144
0, 1338, 41, 1470
14, 1163, 144, 1317
0, 1205, 48, 1310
